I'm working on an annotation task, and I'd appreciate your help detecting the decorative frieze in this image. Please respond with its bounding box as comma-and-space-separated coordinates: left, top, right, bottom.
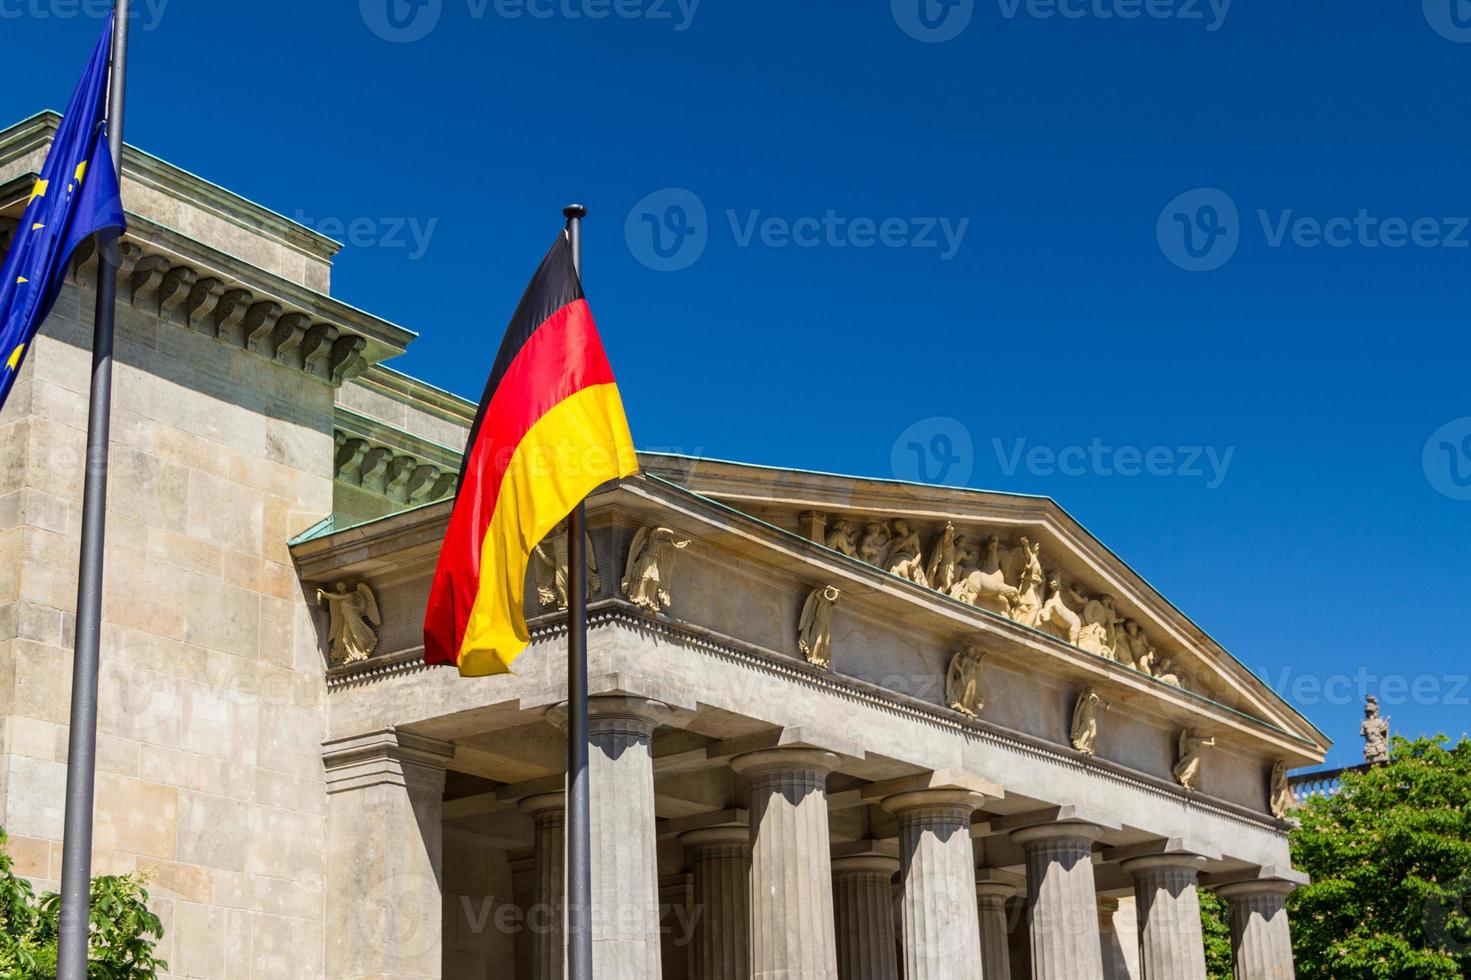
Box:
622, 526, 690, 614
814, 511, 1200, 687
316, 580, 382, 666
945, 645, 986, 717
1070, 687, 1105, 755
798, 585, 840, 668
1173, 729, 1216, 791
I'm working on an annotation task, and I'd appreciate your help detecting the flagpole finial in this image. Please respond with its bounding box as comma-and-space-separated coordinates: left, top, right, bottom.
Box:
563, 204, 588, 221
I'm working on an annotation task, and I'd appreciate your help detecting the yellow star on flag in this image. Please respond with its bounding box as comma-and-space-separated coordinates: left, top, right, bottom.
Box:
6, 345, 24, 371
27, 179, 48, 205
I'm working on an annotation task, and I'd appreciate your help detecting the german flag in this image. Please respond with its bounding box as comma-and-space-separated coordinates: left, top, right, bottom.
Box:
423, 231, 638, 676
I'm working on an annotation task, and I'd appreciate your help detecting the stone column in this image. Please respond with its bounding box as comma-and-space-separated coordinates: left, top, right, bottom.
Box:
1097, 897, 1129, 980
1217, 881, 1298, 980
1012, 821, 1107, 980
1123, 854, 1208, 980
831, 844, 900, 980
679, 822, 751, 980
553, 696, 670, 979
521, 793, 566, 980
882, 789, 984, 980
323, 729, 454, 980
975, 876, 1017, 980
730, 747, 842, 980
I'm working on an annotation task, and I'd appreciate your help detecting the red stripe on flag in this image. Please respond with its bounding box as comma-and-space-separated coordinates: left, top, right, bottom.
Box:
424, 298, 615, 664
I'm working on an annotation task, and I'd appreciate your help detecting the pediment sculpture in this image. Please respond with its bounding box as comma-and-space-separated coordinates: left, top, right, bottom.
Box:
811, 514, 1196, 691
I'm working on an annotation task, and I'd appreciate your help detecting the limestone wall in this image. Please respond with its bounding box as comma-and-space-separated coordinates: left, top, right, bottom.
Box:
0, 278, 335, 976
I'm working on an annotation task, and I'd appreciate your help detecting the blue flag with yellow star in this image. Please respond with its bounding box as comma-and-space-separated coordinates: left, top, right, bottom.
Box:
0, 16, 125, 413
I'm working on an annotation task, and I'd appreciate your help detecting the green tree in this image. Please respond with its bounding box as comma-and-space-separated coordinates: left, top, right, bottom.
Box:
1288, 736, 1471, 980
0, 830, 167, 979
1200, 886, 1234, 979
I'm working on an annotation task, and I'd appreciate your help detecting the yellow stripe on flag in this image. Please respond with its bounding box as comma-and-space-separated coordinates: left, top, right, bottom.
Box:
456, 383, 638, 677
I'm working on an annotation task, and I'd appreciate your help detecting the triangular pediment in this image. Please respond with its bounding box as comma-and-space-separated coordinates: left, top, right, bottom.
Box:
638, 453, 1326, 753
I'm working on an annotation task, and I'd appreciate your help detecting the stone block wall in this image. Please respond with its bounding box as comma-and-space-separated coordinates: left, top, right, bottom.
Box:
0, 279, 336, 977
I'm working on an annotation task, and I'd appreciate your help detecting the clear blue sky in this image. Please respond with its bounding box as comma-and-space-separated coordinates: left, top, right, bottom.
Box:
4, 0, 1468, 768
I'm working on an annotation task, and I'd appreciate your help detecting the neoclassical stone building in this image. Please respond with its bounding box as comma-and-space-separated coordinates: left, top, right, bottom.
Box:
0, 113, 1326, 979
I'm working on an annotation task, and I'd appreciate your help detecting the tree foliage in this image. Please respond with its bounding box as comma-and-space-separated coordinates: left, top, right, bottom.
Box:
1288, 736, 1471, 979
1199, 886, 1234, 979
0, 830, 167, 979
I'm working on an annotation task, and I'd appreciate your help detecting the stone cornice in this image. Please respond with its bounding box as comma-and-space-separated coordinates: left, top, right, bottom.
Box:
0, 111, 340, 263
0, 205, 413, 386
349, 365, 477, 430
334, 408, 459, 506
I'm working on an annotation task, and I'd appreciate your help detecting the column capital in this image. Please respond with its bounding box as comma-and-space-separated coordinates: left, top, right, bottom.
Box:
547, 694, 671, 733
518, 791, 566, 818
831, 840, 901, 877
678, 824, 750, 850
730, 746, 842, 777
1120, 852, 1209, 877
1010, 820, 1109, 849
975, 868, 1022, 904
863, 769, 1001, 815
1208, 865, 1309, 900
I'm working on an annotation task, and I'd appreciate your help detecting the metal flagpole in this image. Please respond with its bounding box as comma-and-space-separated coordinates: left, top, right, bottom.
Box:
57, 2, 129, 976
562, 203, 594, 980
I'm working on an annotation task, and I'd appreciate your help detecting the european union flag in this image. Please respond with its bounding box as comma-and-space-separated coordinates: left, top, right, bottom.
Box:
0, 17, 125, 414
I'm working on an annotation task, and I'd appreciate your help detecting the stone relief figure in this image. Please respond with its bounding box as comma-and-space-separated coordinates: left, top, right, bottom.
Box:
531, 522, 601, 611
798, 585, 841, 668
1008, 537, 1045, 627
1270, 760, 1295, 818
317, 581, 381, 665
978, 535, 1005, 575
945, 645, 986, 717
951, 563, 1018, 615
1117, 620, 1148, 669
1037, 576, 1083, 645
622, 527, 690, 614
825, 519, 859, 558
1173, 730, 1216, 791
953, 532, 980, 578
925, 522, 961, 595
1070, 687, 1105, 755
885, 520, 929, 587
1082, 596, 1123, 659
858, 521, 892, 567
1361, 695, 1390, 764
1154, 656, 1185, 690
